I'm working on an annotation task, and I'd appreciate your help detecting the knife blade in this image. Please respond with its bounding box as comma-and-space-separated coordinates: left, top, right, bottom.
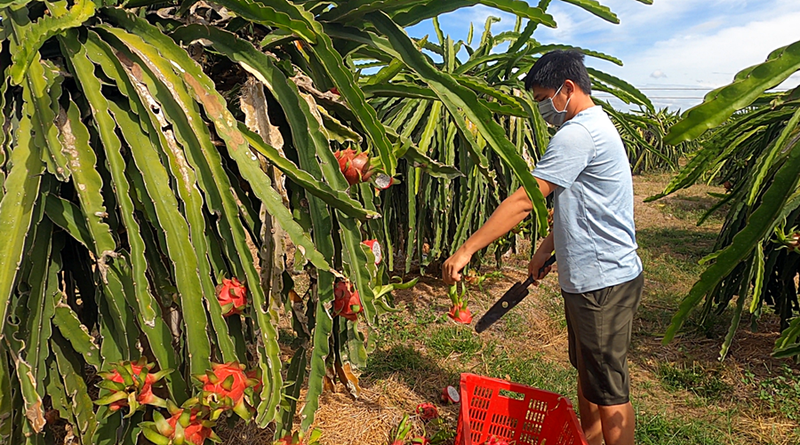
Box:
474, 255, 556, 333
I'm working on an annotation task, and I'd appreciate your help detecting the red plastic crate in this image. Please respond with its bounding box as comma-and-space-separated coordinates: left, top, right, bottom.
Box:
455, 373, 588, 445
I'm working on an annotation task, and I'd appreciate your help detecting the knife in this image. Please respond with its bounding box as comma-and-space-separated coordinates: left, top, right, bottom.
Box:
474, 255, 556, 333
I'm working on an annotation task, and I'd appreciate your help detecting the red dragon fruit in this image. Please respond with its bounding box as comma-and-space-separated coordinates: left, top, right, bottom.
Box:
415, 402, 439, 420
440, 385, 460, 404
333, 279, 363, 321
411, 437, 431, 445
446, 283, 473, 325
334, 149, 372, 185
141, 407, 219, 445
195, 362, 259, 420
362, 239, 382, 265
448, 302, 473, 324
95, 359, 169, 414
215, 277, 247, 316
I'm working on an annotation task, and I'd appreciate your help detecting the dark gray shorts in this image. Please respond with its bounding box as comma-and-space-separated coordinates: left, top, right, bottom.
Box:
562, 272, 643, 406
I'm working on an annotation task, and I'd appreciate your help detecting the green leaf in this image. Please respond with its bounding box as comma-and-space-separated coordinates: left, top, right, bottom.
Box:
587, 67, 653, 110
560, 0, 618, 23
51, 334, 97, 443
392, 0, 555, 28
362, 83, 438, 100
0, 96, 44, 338
364, 14, 549, 237
665, 40, 800, 144
8, 0, 95, 85
207, 0, 317, 43
2, 325, 45, 434
319, 0, 426, 22
529, 44, 622, 66
53, 303, 102, 369
0, 343, 14, 442
44, 195, 93, 248
663, 132, 800, 343
238, 124, 378, 220
167, 24, 364, 262
745, 106, 800, 206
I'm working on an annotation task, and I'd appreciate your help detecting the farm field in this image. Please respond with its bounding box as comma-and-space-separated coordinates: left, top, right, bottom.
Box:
221, 173, 800, 445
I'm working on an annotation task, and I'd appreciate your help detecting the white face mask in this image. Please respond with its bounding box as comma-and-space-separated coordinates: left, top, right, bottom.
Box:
538, 83, 570, 127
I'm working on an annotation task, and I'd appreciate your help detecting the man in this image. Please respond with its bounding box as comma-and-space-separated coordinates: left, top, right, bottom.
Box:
442, 50, 643, 445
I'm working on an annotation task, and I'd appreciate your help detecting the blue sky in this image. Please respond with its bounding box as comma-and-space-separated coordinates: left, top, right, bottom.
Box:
406, 0, 800, 111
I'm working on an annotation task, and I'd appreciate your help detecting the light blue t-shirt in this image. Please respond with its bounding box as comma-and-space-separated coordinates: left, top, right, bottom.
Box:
533, 105, 642, 294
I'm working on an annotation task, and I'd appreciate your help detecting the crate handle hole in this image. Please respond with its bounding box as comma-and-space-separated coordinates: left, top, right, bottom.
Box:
499, 389, 525, 400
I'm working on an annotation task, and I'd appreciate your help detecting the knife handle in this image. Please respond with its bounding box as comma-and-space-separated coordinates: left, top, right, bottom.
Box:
533, 254, 556, 280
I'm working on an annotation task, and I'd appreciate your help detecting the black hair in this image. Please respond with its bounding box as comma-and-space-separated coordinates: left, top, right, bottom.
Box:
524, 50, 592, 95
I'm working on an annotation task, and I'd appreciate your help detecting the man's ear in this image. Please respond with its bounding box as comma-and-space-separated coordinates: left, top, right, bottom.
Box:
563, 79, 577, 96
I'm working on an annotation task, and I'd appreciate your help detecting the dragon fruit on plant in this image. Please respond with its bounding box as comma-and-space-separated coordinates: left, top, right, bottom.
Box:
95, 358, 170, 414
334, 148, 373, 185
333, 279, 363, 321
194, 362, 259, 420
333, 149, 394, 189
215, 277, 247, 316
140, 407, 220, 445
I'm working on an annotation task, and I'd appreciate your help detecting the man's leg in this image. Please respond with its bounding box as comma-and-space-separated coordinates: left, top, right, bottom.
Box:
577, 380, 602, 445
598, 401, 635, 445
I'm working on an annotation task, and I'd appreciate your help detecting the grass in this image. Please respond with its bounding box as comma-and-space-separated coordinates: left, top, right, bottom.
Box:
351, 173, 800, 445
744, 364, 800, 422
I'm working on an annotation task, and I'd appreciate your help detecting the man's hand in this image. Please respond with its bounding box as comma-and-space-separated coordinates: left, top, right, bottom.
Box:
527, 254, 553, 285
442, 249, 472, 285
528, 231, 555, 285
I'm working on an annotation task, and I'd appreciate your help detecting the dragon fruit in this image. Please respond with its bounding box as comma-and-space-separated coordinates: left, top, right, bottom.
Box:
215, 277, 247, 316
415, 403, 438, 420
440, 385, 460, 404
334, 149, 372, 185
448, 302, 473, 324
333, 279, 363, 321
362, 239, 382, 265
195, 362, 259, 420
140, 408, 219, 445
447, 283, 472, 324
95, 359, 169, 414
411, 437, 431, 445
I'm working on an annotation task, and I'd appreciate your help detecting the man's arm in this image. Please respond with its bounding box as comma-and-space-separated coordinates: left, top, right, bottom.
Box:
442, 178, 554, 284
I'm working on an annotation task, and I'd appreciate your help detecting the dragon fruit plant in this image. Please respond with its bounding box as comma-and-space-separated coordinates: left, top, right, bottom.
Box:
273, 429, 322, 445
389, 414, 411, 445
333, 279, 363, 321
95, 359, 170, 416
215, 277, 248, 316
189, 362, 260, 421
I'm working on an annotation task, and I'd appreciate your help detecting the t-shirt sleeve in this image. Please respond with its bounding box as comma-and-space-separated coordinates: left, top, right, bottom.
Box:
532, 123, 596, 189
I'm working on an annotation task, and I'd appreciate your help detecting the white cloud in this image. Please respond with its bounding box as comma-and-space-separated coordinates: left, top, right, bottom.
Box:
612, 10, 800, 87
650, 70, 667, 79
